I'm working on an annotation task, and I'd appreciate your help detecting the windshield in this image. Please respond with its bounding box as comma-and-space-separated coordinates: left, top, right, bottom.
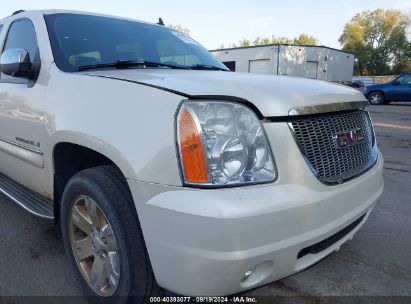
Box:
44, 13, 228, 72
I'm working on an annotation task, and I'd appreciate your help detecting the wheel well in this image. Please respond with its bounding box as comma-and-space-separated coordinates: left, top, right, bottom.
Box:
53, 143, 124, 233
367, 90, 384, 98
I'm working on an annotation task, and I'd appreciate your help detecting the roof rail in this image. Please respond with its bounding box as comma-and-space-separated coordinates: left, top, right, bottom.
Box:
12, 10, 26, 16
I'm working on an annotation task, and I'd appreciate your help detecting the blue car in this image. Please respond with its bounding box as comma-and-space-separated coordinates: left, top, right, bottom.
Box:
364, 72, 411, 105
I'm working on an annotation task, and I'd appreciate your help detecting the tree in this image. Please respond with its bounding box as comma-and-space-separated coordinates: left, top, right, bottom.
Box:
339, 9, 411, 75
261, 37, 271, 45
167, 24, 190, 35
270, 36, 294, 44
238, 38, 251, 47
224, 34, 319, 49
388, 26, 411, 73
295, 34, 319, 45
253, 37, 262, 46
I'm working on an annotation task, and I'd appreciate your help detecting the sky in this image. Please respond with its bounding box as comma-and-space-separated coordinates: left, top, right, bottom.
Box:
1, 0, 410, 50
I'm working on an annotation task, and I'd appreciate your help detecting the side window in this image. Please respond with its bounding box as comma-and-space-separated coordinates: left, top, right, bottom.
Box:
396, 75, 411, 85
401, 75, 411, 84
396, 76, 404, 84
1, 19, 39, 82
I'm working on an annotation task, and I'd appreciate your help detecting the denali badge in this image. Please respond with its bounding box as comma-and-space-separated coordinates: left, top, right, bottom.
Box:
333, 128, 364, 149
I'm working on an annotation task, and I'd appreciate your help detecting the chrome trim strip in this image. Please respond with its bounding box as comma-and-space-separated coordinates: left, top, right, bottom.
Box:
0, 137, 43, 154
0, 137, 44, 168
0, 185, 53, 219
289, 101, 369, 116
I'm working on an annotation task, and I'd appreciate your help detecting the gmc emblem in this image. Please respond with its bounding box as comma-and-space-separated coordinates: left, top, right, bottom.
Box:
333, 128, 364, 149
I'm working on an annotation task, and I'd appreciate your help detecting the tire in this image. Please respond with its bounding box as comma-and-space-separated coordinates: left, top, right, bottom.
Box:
368, 91, 384, 105
60, 165, 159, 304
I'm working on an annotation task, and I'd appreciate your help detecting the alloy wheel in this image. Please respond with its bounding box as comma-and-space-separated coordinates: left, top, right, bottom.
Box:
369, 93, 382, 105
69, 195, 120, 297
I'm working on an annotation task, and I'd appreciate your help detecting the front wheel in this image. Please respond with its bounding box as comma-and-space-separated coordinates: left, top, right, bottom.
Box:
368, 91, 385, 105
60, 165, 159, 303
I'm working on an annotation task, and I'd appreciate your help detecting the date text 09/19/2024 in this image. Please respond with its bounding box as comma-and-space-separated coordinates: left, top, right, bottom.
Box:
149, 297, 258, 303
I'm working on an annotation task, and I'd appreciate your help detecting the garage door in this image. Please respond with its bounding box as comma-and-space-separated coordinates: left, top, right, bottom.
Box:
249, 59, 271, 74
305, 61, 318, 79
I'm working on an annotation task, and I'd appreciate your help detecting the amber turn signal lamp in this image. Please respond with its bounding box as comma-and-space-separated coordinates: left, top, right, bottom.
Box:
178, 108, 208, 183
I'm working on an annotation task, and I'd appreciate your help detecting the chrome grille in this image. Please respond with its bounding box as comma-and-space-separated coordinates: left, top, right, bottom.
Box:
290, 110, 377, 184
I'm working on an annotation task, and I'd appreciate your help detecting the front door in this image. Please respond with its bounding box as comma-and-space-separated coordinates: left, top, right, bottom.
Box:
387, 74, 411, 101
0, 18, 47, 194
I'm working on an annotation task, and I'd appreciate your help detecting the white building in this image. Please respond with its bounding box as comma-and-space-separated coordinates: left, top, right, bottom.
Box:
211, 44, 355, 82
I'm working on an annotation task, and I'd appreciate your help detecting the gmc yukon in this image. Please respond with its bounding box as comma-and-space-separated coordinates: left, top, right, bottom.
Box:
0, 10, 383, 303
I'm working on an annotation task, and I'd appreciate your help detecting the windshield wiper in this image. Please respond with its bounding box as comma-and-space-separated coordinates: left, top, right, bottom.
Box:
189, 64, 229, 71
78, 60, 190, 71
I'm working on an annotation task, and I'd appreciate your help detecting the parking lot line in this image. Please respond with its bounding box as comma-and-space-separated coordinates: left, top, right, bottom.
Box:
373, 122, 411, 130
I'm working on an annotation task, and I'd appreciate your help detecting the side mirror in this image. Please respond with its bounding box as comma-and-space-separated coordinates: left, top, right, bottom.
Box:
392, 80, 400, 85
0, 48, 33, 78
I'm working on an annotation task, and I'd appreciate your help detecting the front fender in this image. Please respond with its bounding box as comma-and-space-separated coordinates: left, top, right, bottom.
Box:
44, 64, 185, 186
47, 130, 136, 179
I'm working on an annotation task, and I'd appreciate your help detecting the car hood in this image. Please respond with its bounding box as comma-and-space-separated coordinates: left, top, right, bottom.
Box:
83, 69, 367, 117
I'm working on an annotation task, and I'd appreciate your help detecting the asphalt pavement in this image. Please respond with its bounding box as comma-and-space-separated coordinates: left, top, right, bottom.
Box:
0, 102, 410, 301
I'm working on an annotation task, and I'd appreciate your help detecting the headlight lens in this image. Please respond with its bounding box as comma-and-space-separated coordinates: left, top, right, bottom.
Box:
177, 101, 277, 186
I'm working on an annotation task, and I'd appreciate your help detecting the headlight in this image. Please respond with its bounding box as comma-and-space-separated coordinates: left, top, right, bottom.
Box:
176, 101, 277, 186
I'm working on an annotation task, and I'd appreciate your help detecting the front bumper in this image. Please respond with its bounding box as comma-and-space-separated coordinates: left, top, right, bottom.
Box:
127, 151, 383, 296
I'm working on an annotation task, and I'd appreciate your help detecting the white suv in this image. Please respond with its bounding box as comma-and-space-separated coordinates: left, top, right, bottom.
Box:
0, 10, 383, 302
